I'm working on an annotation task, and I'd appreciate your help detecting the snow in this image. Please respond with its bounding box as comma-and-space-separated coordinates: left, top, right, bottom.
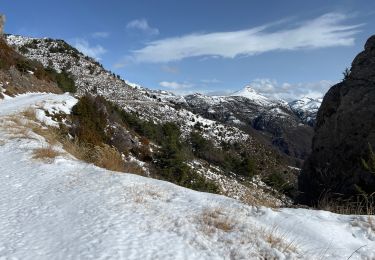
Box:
289, 97, 322, 112
0, 93, 374, 259
230, 86, 272, 106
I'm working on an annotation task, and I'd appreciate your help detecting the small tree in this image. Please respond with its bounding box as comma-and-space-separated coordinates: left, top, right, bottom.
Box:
342, 67, 351, 80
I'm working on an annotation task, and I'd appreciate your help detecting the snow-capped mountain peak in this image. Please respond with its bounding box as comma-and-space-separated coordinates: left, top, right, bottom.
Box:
289, 97, 322, 126
290, 96, 322, 110
230, 85, 271, 106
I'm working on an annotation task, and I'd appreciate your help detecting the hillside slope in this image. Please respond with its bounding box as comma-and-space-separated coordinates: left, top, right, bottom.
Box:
0, 37, 62, 97
4, 34, 300, 200
182, 89, 316, 165
0, 93, 374, 260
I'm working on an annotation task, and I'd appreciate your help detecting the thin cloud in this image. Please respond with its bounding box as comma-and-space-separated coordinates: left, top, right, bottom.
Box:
201, 78, 221, 84
113, 62, 126, 69
130, 13, 362, 63
161, 65, 179, 74
126, 18, 159, 35
159, 81, 192, 90
92, 32, 110, 38
247, 78, 335, 100
72, 39, 107, 60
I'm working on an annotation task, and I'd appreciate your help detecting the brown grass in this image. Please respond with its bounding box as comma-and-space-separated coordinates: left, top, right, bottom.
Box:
134, 193, 145, 204
0, 109, 146, 175
93, 144, 125, 172
61, 137, 148, 174
317, 194, 375, 215
262, 225, 298, 253
21, 107, 37, 121
124, 161, 146, 176
32, 146, 62, 162
368, 216, 375, 233
200, 208, 234, 234
61, 137, 91, 161
197, 207, 300, 257
0, 114, 36, 139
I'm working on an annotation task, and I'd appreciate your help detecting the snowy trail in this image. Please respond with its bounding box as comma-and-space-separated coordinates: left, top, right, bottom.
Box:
0, 93, 374, 259
0, 93, 72, 116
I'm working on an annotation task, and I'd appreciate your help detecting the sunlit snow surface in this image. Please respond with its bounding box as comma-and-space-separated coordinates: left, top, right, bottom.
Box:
0, 93, 374, 259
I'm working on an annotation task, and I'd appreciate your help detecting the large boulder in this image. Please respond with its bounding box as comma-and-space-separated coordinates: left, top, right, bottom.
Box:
298, 35, 375, 205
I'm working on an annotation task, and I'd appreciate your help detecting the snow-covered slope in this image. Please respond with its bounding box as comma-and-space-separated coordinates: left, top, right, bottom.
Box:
183, 89, 315, 162
0, 93, 374, 259
289, 97, 322, 126
230, 86, 274, 106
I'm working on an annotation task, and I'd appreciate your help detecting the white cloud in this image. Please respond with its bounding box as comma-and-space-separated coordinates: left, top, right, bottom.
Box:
72, 39, 107, 60
131, 13, 362, 63
126, 18, 159, 35
248, 78, 335, 100
161, 65, 179, 74
159, 81, 192, 90
92, 32, 110, 38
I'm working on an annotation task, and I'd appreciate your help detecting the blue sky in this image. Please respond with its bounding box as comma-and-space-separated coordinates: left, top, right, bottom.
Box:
2, 0, 375, 99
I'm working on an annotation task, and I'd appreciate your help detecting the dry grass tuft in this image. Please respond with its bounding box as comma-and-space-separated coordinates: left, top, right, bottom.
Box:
134, 193, 146, 204
262, 225, 298, 253
124, 161, 146, 176
21, 107, 37, 121
200, 208, 234, 234
197, 208, 300, 257
93, 144, 125, 172
240, 190, 281, 209
61, 137, 91, 161
62, 138, 148, 174
0, 115, 36, 139
317, 194, 375, 215
368, 216, 375, 233
32, 146, 62, 162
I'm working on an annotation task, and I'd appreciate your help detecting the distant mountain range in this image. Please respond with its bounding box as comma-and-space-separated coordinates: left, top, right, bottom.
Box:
148, 85, 321, 164
5, 34, 322, 166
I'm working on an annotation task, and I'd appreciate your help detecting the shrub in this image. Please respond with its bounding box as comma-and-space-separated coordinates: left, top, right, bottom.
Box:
18, 45, 29, 54
190, 131, 256, 178
44, 67, 76, 93
69, 95, 219, 193
32, 146, 62, 162
70, 95, 108, 145
342, 67, 351, 80
155, 124, 219, 193
263, 172, 294, 196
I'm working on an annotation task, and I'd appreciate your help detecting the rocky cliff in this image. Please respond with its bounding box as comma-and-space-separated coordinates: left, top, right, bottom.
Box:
299, 35, 375, 205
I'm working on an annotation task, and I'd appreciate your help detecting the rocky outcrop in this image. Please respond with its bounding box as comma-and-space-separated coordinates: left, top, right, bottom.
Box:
298, 35, 375, 205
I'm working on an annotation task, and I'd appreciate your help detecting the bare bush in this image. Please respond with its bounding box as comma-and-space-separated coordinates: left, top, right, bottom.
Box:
199, 208, 234, 235
32, 145, 62, 162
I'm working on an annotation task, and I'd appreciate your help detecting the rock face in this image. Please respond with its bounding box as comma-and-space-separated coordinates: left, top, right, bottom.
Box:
299, 35, 375, 205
